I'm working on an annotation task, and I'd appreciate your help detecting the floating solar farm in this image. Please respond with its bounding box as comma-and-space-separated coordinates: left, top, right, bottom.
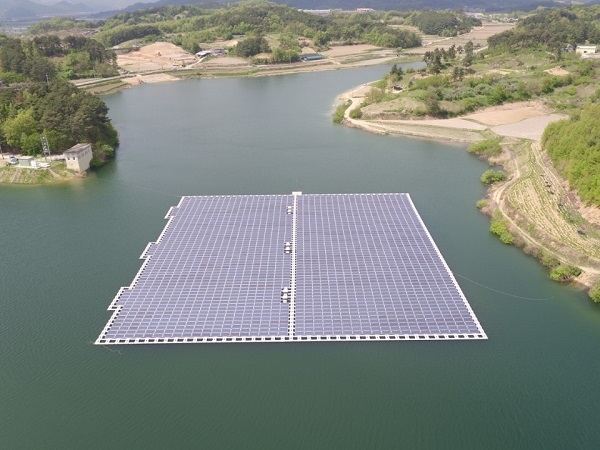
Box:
96, 192, 486, 345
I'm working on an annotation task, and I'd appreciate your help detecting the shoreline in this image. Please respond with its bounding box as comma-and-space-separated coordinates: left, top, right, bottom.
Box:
77, 45, 412, 95
25, 48, 600, 292
0, 160, 82, 185
339, 84, 600, 290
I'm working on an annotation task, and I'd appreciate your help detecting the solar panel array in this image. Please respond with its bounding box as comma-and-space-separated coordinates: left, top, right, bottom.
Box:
96, 193, 486, 345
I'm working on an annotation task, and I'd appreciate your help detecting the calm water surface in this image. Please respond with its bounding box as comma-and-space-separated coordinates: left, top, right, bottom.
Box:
2, 66, 600, 449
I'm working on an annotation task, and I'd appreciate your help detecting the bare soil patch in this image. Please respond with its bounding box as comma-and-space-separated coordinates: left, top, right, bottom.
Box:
122, 73, 179, 84
491, 114, 566, 141
322, 44, 381, 57
200, 56, 250, 67
545, 66, 570, 76
201, 39, 238, 48
117, 42, 197, 72
465, 101, 554, 126
402, 22, 514, 54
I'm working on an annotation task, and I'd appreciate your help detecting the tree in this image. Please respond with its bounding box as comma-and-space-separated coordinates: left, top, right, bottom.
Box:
389, 63, 404, 81
464, 40, 474, 67
447, 44, 456, 59
234, 35, 270, 57
32, 35, 62, 57
480, 169, 506, 184
452, 66, 465, 82
0, 37, 26, 73
20, 132, 42, 155
549, 265, 581, 282
270, 47, 299, 63
27, 56, 56, 82
313, 31, 329, 47
423, 89, 441, 115
589, 281, 600, 303
1, 110, 37, 148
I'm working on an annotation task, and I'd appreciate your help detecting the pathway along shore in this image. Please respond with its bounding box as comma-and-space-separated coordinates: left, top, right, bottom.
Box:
339, 85, 600, 290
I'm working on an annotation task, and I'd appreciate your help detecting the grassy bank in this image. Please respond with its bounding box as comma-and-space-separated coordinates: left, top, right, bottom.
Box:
0, 162, 78, 184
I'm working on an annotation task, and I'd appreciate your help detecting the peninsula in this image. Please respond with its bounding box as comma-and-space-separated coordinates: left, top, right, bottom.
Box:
335, 6, 600, 300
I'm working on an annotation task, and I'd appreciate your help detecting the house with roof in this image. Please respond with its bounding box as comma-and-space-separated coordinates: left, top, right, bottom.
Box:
64, 143, 93, 173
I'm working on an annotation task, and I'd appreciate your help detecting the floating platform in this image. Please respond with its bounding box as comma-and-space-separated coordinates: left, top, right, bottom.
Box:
96, 193, 486, 345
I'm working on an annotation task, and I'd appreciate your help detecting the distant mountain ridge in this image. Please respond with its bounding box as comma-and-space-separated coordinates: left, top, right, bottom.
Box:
1, 0, 596, 21
0, 0, 91, 20
89, 0, 591, 19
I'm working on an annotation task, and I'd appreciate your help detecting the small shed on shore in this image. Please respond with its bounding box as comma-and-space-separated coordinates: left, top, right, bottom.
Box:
18, 156, 34, 167
300, 53, 325, 61
64, 143, 93, 173
576, 44, 597, 55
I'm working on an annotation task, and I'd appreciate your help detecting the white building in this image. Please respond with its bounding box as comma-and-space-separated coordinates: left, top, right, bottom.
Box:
576, 45, 597, 55
64, 143, 93, 173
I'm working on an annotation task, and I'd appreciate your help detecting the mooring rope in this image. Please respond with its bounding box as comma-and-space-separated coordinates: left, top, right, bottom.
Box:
454, 272, 553, 301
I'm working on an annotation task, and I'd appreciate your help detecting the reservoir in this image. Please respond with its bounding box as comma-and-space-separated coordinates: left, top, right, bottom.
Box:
2, 66, 600, 448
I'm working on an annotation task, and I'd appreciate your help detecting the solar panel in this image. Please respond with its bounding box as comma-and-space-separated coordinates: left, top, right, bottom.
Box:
294, 194, 483, 339
96, 193, 486, 345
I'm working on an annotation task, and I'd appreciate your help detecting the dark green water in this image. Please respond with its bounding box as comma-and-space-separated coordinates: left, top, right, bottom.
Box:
2, 66, 600, 449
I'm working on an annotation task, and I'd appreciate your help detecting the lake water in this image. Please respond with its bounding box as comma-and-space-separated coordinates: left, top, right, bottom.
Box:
2, 65, 600, 449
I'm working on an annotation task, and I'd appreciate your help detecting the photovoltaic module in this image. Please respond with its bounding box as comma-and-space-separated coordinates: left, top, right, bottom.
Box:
96, 192, 486, 345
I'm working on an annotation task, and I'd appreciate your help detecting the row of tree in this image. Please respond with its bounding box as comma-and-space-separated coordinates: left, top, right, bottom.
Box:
0, 35, 118, 81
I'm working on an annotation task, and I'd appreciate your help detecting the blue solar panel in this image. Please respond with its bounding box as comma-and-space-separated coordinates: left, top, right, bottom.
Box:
294, 194, 483, 338
96, 193, 486, 345
98, 195, 292, 343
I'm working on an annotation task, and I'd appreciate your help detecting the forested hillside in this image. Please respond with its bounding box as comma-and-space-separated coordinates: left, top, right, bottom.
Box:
543, 105, 600, 206
0, 35, 118, 166
488, 7, 600, 51
408, 10, 481, 36
92, 2, 422, 52
275, 0, 565, 12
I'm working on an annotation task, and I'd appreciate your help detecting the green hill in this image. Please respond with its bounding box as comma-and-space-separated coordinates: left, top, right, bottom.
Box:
543, 105, 600, 206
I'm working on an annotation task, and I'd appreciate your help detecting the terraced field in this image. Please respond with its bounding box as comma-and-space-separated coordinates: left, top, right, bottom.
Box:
495, 141, 600, 275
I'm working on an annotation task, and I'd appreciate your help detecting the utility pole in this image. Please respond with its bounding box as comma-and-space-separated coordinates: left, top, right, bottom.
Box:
41, 134, 51, 161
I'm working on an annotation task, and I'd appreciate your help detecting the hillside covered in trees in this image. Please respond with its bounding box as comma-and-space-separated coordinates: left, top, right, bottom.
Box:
358, 5, 600, 118
408, 10, 481, 37
0, 35, 118, 166
488, 7, 600, 51
26, 2, 487, 67
352, 5, 600, 210
91, 1, 423, 53
543, 105, 600, 206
